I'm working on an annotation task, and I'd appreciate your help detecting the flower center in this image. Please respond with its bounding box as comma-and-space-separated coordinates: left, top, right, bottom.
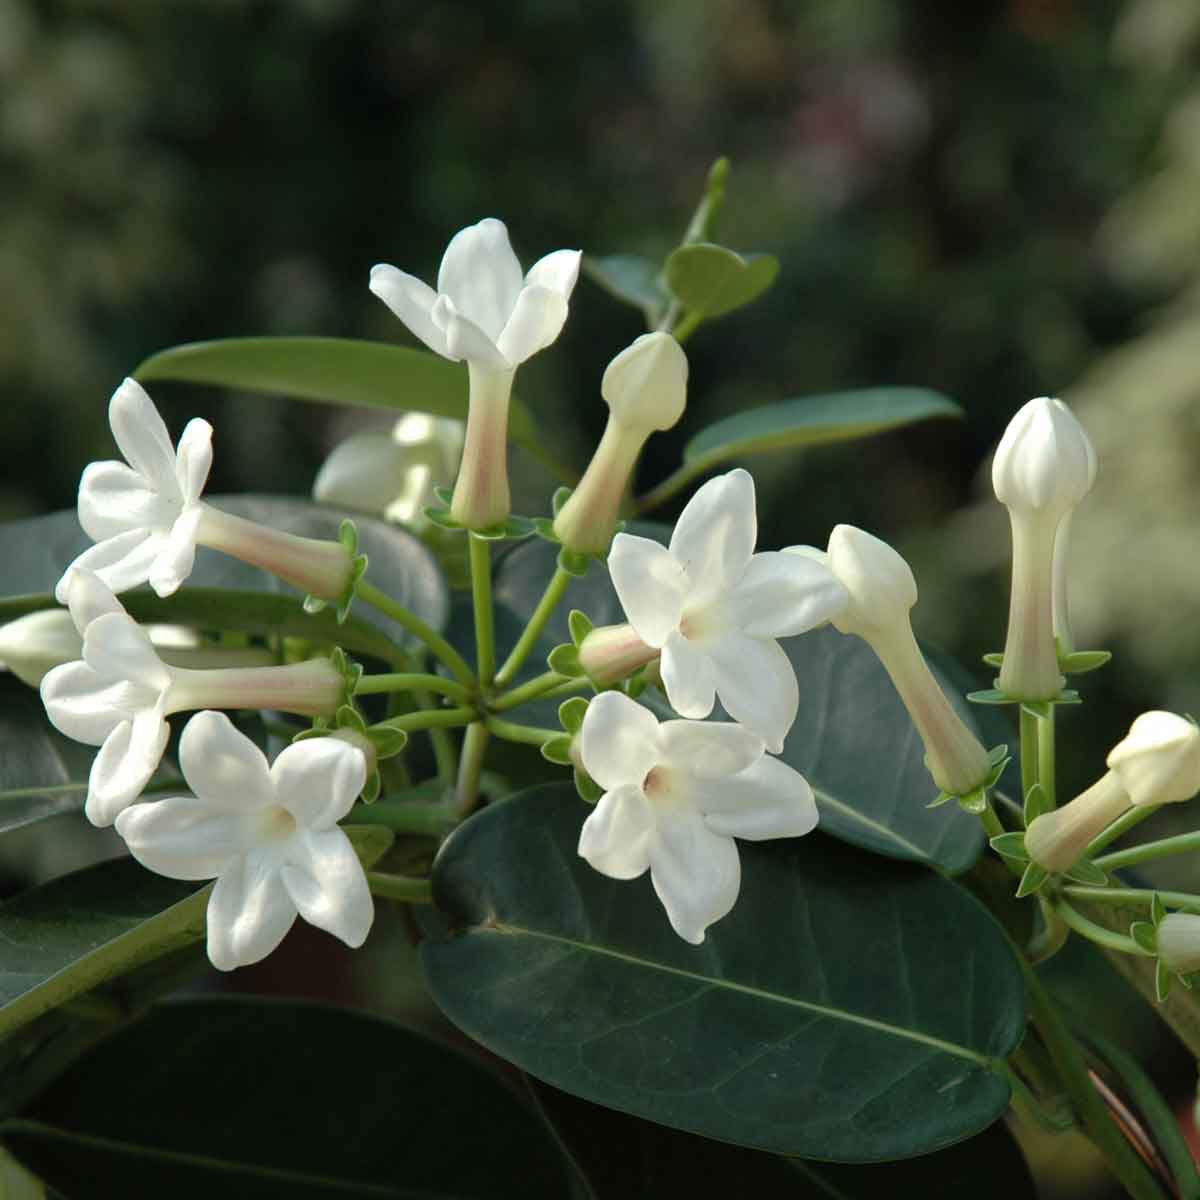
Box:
254, 805, 298, 843
642, 765, 679, 803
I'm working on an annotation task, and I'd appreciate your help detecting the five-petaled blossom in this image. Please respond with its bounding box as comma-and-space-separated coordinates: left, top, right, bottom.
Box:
41, 570, 345, 826
116, 710, 373, 971
578, 691, 818, 943
608, 468, 847, 752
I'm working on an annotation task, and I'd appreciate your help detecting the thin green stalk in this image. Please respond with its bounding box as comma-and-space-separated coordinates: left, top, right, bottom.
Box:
1096, 830, 1200, 873
1037, 707, 1056, 810
1085, 803, 1158, 859
378, 706, 477, 735
468, 534, 496, 686
494, 565, 573, 687
978, 797, 1006, 841
354, 672, 469, 702
1003, 1062, 1076, 1133
492, 670, 578, 712
1018, 954, 1166, 1200
356, 579, 475, 687
1020, 706, 1040, 808
452, 722, 490, 819
1062, 885, 1200, 915
1, 777, 186, 804
367, 872, 433, 904
1054, 899, 1152, 956
344, 801, 456, 838
671, 311, 704, 343
486, 718, 560, 746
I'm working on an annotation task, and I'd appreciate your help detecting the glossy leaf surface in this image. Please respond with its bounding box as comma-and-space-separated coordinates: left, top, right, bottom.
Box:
663, 242, 779, 318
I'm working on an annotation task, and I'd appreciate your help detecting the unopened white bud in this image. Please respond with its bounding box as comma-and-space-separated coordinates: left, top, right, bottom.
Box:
1156, 913, 1200, 975
577, 623, 660, 687
992, 397, 1095, 519
826, 525, 916, 642
1108, 711, 1200, 807
0, 610, 88, 687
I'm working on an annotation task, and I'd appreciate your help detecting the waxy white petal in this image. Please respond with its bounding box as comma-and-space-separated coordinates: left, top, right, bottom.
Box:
174, 418, 214, 505
732, 551, 848, 638
281, 829, 374, 947
116, 794, 253, 879
648, 811, 741, 944
77, 461, 176, 542
580, 691, 661, 791
706, 632, 797, 753
437, 218, 524, 340
669, 468, 756, 602
608, 534, 688, 648
85, 705, 170, 826
658, 718, 764, 779
578, 784, 654, 879
150, 505, 204, 598
496, 284, 568, 366
368, 265, 451, 357
524, 248, 582, 297
432, 295, 511, 370
83, 613, 172, 691
41, 661, 146, 744
109, 378, 180, 498
56, 529, 166, 604
64, 569, 125, 637
659, 630, 717, 718
206, 851, 298, 972
178, 710, 275, 812
272, 736, 366, 831
697, 756, 819, 841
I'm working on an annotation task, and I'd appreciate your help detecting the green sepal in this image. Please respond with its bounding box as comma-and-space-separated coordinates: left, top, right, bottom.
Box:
558, 697, 588, 734
338, 518, 360, 556
424, 505, 464, 531
472, 515, 536, 542
361, 769, 382, 805
433, 486, 453, 506
568, 610, 593, 646
540, 735, 575, 766
967, 689, 1016, 706
547, 644, 583, 677
1023, 783, 1050, 826
1130, 921, 1158, 955
1156, 959, 1173, 1002
1060, 650, 1112, 675
302, 593, 327, 614
958, 788, 988, 816
626, 670, 648, 699
989, 832, 1030, 866
982, 652, 1004, 668
1151, 892, 1168, 927
329, 647, 363, 705
1056, 690, 1082, 706
290, 727, 324, 743
573, 766, 603, 804
365, 726, 409, 759
336, 704, 368, 733
343, 823, 395, 871
925, 790, 954, 809
1020, 700, 1054, 719
532, 517, 559, 543
984, 755, 1011, 791
1016, 862, 1049, 898
335, 552, 369, 625
551, 487, 572, 517
987, 743, 1009, 767
558, 547, 591, 578
1180, 971, 1197, 990
1062, 859, 1108, 886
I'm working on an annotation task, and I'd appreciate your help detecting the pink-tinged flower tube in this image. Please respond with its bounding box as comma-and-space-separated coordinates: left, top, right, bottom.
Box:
577, 691, 818, 944
370, 219, 580, 530
577, 623, 660, 687
992, 396, 1096, 699
554, 333, 687, 555
116, 710, 372, 971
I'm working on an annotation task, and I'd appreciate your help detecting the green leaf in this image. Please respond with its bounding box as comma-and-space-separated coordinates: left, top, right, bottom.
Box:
422, 785, 1026, 1161
134, 336, 538, 448
2, 998, 571, 1200
583, 255, 667, 323
0, 497, 448, 663
663, 242, 779, 319
529, 1076, 1035, 1200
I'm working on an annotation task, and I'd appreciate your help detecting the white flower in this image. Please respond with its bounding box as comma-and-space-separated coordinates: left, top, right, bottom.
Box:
608, 468, 847, 751
57, 378, 212, 603
369, 218, 580, 372
577, 691, 818, 943
41, 571, 344, 826
115, 710, 373, 971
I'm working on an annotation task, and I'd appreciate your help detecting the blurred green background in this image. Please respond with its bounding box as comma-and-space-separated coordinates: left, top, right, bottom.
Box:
4, 2, 1200, 1192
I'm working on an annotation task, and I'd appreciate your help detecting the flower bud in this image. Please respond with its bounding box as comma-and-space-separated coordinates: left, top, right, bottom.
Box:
577, 623, 660, 687
553, 334, 688, 555
1023, 772, 1129, 874
450, 365, 516, 530
1108, 711, 1200, 807
1155, 913, 1200, 975
992, 397, 1096, 699
821, 525, 989, 797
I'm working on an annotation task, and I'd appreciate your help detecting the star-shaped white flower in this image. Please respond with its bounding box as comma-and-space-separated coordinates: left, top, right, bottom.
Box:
608, 468, 848, 752
369, 218, 581, 371
578, 692, 818, 943
57, 378, 213, 603
116, 710, 373, 971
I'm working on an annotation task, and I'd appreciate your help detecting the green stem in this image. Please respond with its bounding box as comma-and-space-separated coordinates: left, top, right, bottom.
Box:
344, 801, 456, 838
354, 672, 469, 701
1054, 899, 1152, 956
494, 565, 573, 687
409, 688, 458, 784
378, 706, 477, 735
468, 534, 496, 686
492, 670, 580, 712
1085, 803, 1158, 859
1020, 706, 1040, 809
1095, 830, 1200, 873
978, 798, 1006, 841
452, 722, 490, 820
1037, 707, 1057, 810
1062, 885, 1200, 915
367, 872, 433, 904
486, 718, 560, 746
356, 580, 475, 688
1003, 1062, 1076, 1133
671, 311, 704, 343
1019, 953, 1166, 1200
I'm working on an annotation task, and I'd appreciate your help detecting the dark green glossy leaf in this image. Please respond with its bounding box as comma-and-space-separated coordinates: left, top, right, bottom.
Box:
0, 497, 448, 662
135, 336, 537, 447
3, 997, 571, 1200
663, 242, 779, 319
582, 255, 666, 323
422, 784, 1026, 1161
529, 1077, 1034, 1199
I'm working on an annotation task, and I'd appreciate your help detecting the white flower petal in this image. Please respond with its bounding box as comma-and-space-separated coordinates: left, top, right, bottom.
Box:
524, 248, 582, 297
369, 264, 451, 358
174, 418, 213, 505
312, 432, 409, 514
205, 852, 297, 971
116, 794, 252, 879
436, 218, 524, 340
108, 379, 181, 497
55, 528, 166, 603
608, 534, 687, 648
280, 829, 373, 947
77, 460, 177, 542
647, 811, 741, 944
85, 706, 170, 826
83, 612, 172, 691
64, 569, 125, 637
732, 551, 848, 638
178, 710, 275, 812
149, 505, 203, 597
668, 469, 756, 602
577, 784, 654, 879
432, 296, 511, 369
657, 718, 763, 779
40, 661, 148, 744
580, 691, 662, 792
696, 756, 819, 841
659, 630, 716, 719
495, 284, 569, 366
706, 632, 797, 754
272, 737, 367, 830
